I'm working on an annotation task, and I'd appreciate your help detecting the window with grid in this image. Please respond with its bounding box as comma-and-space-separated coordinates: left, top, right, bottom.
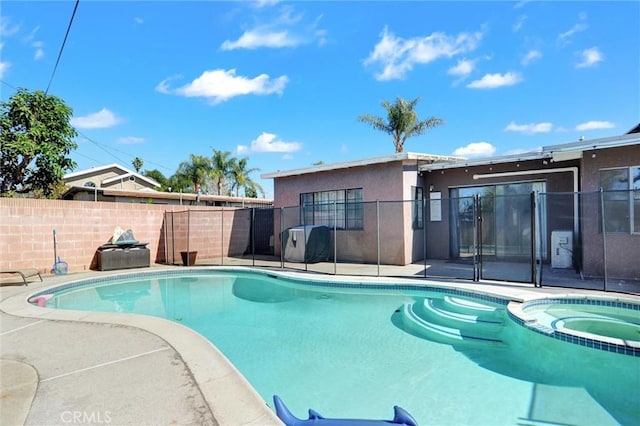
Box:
600, 166, 640, 233
300, 188, 363, 230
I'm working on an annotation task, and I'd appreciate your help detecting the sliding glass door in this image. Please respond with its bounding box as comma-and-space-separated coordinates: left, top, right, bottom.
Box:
450, 181, 545, 283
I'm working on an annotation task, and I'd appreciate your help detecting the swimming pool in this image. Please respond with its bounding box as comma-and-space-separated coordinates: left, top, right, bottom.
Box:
32, 269, 640, 425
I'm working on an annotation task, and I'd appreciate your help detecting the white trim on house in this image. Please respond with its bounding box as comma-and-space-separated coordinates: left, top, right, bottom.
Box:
102, 172, 159, 187
261, 152, 463, 179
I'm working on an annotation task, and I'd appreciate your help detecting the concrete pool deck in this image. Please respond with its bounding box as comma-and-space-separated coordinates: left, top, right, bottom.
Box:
1, 266, 638, 425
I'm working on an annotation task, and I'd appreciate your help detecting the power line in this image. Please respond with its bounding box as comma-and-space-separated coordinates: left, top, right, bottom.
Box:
76, 130, 175, 173
45, 0, 80, 95
2, 79, 176, 175
1, 79, 18, 91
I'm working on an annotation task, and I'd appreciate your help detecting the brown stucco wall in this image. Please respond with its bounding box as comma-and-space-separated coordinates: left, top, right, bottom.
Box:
422, 159, 579, 260
272, 160, 424, 265
579, 145, 640, 279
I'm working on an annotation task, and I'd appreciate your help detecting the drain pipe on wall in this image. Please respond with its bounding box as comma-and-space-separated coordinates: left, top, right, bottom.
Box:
472, 167, 579, 237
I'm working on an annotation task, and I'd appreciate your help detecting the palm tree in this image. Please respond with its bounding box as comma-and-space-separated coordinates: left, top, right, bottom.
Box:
230, 157, 264, 197
131, 157, 143, 172
175, 154, 211, 193
210, 150, 233, 195
358, 97, 444, 153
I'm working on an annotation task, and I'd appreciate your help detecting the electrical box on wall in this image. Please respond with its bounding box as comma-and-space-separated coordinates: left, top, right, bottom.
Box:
551, 230, 573, 269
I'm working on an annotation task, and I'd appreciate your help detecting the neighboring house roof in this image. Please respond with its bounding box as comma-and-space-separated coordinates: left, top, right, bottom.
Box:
420, 130, 640, 172
62, 185, 273, 206
626, 123, 640, 134
63, 163, 161, 188
261, 152, 463, 179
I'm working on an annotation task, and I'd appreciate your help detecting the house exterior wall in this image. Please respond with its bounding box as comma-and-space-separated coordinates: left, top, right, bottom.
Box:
0, 198, 248, 275
64, 166, 155, 191
579, 145, 640, 279
422, 159, 579, 260
102, 177, 154, 191
272, 160, 420, 265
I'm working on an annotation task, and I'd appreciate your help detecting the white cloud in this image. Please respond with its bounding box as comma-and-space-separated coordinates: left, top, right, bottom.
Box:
157, 69, 289, 104
452, 142, 496, 158
32, 40, 44, 60
0, 42, 9, 78
512, 15, 527, 32
154, 74, 180, 94
117, 136, 145, 145
558, 13, 588, 45
575, 120, 614, 131
0, 61, 9, 79
448, 58, 478, 86
521, 50, 542, 66
514, 0, 532, 9
0, 17, 20, 37
448, 58, 475, 77
221, 30, 300, 50
363, 26, 484, 81
221, 7, 325, 50
237, 132, 302, 154
504, 121, 553, 134
467, 72, 522, 89
71, 108, 122, 129
134, 17, 144, 24
253, 0, 281, 8
576, 47, 603, 68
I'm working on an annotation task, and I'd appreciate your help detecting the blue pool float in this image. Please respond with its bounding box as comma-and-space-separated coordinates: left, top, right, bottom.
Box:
273, 395, 418, 426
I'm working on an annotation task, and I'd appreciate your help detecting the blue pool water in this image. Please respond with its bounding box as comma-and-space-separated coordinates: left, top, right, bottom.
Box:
42, 270, 640, 425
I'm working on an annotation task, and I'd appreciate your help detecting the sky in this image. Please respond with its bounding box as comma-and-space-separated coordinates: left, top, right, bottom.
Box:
1, 1, 639, 199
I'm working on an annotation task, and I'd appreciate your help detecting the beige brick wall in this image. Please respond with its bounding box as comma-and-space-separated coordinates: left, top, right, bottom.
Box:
0, 199, 249, 275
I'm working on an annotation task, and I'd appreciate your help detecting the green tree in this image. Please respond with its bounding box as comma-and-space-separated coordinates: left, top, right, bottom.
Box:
143, 169, 169, 190
175, 154, 211, 193
244, 186, 258, 198
357, 97, 444, 153
230, 157, 264, 197
0, 88, 78, 197
132, 157, 143, 172
210, 149, 233, 195
166, 173, 191, 193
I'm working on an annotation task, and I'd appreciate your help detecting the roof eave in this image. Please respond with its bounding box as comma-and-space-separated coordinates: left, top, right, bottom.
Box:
262, 152, 464, 179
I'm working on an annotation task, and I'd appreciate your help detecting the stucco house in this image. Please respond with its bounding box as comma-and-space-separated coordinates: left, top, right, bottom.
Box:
262, 127, 640, 285
262, 152, 462, 265
63, 163, 160, 192
421, 128, 640, 283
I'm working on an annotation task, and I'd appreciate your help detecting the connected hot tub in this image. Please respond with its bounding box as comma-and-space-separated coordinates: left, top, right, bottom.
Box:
508, 297, 640, 356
